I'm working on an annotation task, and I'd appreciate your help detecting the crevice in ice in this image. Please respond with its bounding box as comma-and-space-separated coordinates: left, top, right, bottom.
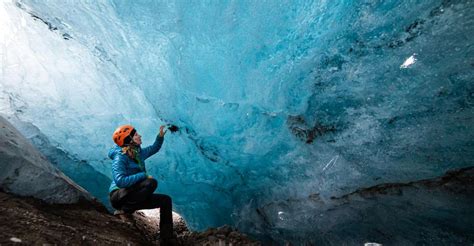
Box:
181, 125, 246, 185
345, 1, 462, 54
167, 124, 179, 133
334, 166, 474, 200
15, 0, 73, 41
4, 92, 28, 114
15, 0, 121, 68
287, 115, 336, 144
387, 19, 425, 49
385, 1, 460, 49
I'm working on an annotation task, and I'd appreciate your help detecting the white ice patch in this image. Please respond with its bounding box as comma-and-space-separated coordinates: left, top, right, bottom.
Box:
400, 54, 417, 68
278, 211, 285, 220
322, 155, 339, 172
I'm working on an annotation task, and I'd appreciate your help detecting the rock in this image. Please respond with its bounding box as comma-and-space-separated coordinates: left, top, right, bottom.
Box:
208, 235, 217, 241
175, 225, 261, 245
228, 231, 240, 238
218, 225, 232, 236
0, 116, 93, 204
10, 237, 22, 243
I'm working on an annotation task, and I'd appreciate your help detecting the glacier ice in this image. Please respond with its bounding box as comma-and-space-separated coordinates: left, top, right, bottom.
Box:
0, 0, 473, 244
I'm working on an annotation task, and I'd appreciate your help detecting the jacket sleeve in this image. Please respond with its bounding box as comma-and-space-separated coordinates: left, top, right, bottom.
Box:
112, 154, 147, 188
141, 135, 164, 160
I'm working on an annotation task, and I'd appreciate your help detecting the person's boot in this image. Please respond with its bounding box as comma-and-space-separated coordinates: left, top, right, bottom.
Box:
159, 226, 178, 246
113, 210, 133, 222
159, 237, 178, 246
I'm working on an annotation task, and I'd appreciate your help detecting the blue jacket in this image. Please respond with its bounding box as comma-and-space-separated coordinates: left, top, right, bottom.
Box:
108, 135, 164, 193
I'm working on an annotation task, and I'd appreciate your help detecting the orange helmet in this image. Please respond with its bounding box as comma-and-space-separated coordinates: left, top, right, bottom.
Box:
112, 125, 136, 147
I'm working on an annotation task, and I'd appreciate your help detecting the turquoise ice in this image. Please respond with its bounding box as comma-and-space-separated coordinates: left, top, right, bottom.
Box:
1, 0, 473, 244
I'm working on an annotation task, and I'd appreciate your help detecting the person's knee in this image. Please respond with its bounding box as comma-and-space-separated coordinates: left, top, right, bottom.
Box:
162, 194, 172, 206
142, 178, 157, 191
110, 200, 121, 210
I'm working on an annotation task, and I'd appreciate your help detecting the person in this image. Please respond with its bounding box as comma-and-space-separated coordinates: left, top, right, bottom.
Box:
108, 124, 177, 245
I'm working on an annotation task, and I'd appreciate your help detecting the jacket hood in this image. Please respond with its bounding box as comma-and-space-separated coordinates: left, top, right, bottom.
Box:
108, 145, 122, 160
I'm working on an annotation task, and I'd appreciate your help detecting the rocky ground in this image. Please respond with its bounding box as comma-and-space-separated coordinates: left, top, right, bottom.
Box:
0, 190, 148, 245
0, 190, 260, 245
130, 210, 260, 245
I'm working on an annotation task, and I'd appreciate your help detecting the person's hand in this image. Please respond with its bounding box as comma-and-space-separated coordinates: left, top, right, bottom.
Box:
159, 125, 167, 137
147, 175, 153, 179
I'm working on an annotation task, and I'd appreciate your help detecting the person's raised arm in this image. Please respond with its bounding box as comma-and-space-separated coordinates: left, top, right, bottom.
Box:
141, 125, 167, 160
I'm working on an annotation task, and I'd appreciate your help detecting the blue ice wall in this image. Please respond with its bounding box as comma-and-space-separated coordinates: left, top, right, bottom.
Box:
1, 0, 473, 244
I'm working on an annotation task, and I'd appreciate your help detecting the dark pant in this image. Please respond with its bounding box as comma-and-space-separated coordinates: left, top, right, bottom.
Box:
109, 178, 173, 239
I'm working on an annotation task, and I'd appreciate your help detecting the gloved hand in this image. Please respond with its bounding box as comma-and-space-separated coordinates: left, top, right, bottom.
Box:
159, 125, 167, 137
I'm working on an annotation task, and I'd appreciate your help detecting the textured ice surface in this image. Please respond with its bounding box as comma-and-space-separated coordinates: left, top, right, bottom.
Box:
1, 0, 473, 243
236, 167, 474, 244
